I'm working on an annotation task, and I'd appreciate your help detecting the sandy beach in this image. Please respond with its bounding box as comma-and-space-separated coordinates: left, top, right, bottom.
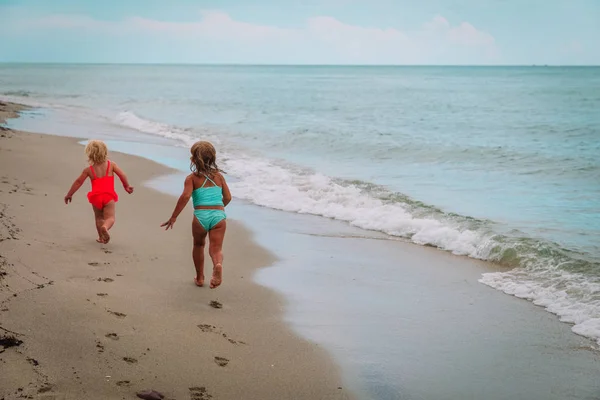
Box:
0, 101, 351, 400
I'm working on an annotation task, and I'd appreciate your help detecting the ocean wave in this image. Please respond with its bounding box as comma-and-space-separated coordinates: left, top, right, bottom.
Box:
2, 90, 33, 97
114, 111, 219, 145
1, 90, 83, 102
112, 111, 600, 345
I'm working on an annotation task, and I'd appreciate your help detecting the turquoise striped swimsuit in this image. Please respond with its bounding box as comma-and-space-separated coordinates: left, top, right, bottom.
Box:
191, 174, 226, 231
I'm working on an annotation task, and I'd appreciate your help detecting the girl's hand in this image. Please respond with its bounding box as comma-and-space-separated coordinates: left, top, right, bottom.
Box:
161, 217, 176, 230
124, 186, 134, 194
64, 195, 72, 204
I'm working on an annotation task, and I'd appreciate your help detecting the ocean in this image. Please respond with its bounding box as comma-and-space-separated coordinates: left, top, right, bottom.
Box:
2, 64, 600, 397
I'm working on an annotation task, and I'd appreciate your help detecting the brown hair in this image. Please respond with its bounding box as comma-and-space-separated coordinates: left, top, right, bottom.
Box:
85, 140, 108, 165
189, 141, 222, 176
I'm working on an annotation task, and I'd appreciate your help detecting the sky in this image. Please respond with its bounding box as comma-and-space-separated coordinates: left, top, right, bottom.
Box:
0, 0, 598, 65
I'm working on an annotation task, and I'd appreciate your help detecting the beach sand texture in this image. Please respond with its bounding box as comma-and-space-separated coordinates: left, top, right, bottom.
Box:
0, 102, 351, 400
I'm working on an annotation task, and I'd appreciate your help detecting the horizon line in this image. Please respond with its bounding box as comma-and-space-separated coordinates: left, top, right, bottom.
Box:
0, 62, 599, 67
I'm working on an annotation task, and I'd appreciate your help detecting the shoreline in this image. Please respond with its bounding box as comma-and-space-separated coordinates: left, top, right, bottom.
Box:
0, 102, 352, 399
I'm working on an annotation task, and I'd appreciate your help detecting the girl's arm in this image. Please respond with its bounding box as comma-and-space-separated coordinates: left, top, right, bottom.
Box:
64, 168, 89, 204
220, 174, 232, 207
112, 162, 134, 194
161, 175, 193, 230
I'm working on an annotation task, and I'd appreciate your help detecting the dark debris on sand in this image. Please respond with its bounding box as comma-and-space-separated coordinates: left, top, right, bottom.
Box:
0, 335, 23, 349
0, 256, 8, 280
136, 389, 164, 400
26, 357, 39, 366
107, 310, 127, 318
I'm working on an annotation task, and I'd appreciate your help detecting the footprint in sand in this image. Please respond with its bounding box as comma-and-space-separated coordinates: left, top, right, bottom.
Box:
37, 384, 54, 394
123, 357, 138, 364
105, 333, 119, 340
88, 262, 100, 266
197, 324, 216, 333
197, 324, 246, 345
107, 310, 127, 318
98, 278, 114, 283
116, 380, 131, 387
225, 335, 246, 345
97, 293, 108, 297
96, 341, 105, 353
209, 301, 222, 309
189, 386, 212, 400
103, 249, 112, 254
213, 356, 229, 367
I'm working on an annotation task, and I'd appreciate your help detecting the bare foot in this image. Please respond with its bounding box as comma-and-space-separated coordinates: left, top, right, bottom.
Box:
194, 276, 204, 287
96, 237, 104, 243
210, 264, 222, 289
100, 226, 110, 244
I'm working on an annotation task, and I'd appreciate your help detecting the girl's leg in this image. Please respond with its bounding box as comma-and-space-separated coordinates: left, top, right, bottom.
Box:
208, 220, 226, 289
100, 201, 116, 244
102, 201, 116, 231
192, 217, 208, 286
92, 206, 104, 243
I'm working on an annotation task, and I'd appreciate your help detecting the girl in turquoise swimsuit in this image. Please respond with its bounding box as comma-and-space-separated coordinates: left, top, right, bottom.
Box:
161, 141, 232, 289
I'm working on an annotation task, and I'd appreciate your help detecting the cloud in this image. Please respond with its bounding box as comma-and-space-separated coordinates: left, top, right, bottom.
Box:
416, 15, 498, 62
128, 11, 291, 41
449, 22, 495, 47
1, 10, 499, 64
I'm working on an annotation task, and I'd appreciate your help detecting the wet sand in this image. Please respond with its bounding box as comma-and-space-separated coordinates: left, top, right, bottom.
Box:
0, 102, 351, 400
241, 198, 600, 400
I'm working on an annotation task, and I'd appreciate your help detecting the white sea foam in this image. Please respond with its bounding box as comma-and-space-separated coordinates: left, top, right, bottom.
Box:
225, 155, 490, 255
480, 269, 600, 344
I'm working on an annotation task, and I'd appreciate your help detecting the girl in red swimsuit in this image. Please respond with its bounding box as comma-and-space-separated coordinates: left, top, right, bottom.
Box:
64, 140, 134, 244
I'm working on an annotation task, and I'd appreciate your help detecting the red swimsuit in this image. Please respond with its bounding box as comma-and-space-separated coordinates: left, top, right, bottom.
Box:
87, 160, 119, 209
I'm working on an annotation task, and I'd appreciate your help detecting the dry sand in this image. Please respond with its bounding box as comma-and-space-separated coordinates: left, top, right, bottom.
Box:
0, 101, 351, 400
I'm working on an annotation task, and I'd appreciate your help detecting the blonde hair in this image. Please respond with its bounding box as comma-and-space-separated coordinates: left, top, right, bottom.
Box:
85, 140, 108, 165
190, 141, 222, 176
